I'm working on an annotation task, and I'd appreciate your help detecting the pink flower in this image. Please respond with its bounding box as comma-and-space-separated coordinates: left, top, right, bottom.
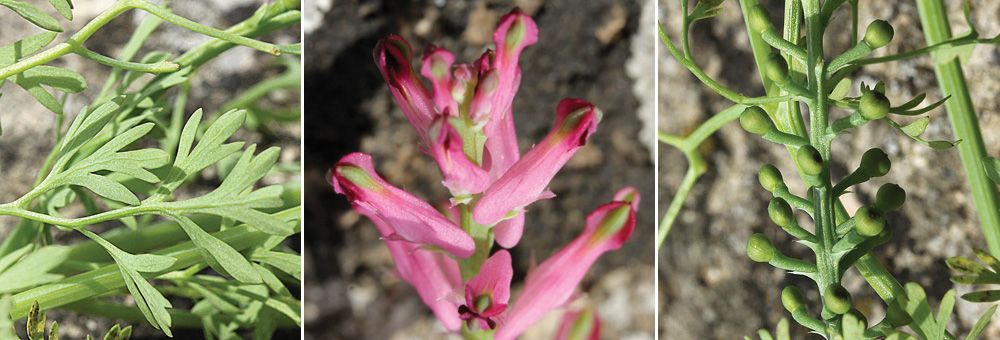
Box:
420, 45, 458, 118
373, 35, 436, 147
555, 308, 601, 340
494, 189, 637, 340
474, 99, 603, 226
459, 250, 513, 330
364, 209, 463, 331
329, 152, 475, 258
428, 118, 491, 198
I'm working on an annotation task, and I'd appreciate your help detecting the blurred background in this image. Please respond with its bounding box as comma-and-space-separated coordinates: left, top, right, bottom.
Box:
303, 0, 655, 339
659, 0, 1000, 338
0, 1, 300, 338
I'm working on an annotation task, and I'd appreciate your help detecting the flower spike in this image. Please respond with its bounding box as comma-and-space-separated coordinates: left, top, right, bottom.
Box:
474, 99, 602, 226
374, 35, 437, 147
494, 192, 636, 340
459, 250, 513, 330
330, 152, 475, 257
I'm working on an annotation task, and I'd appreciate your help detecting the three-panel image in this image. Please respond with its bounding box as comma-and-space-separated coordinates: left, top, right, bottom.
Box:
0, 0, 995, 339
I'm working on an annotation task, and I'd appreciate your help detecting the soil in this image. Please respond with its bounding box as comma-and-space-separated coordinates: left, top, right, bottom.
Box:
303, 0, 655, 339
659, 0, 1000, 339
0, 2, 300, 339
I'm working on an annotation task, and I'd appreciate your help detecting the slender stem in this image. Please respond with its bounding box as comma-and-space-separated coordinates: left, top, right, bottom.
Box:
916, 0, 1000, 256
72, 43, 179, 73
456, 203, 493, 281
853, 37, 997, 66
656, 150, 704, 253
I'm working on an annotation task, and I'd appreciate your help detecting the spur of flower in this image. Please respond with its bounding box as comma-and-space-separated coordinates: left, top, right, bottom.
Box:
330, 7, 636, 338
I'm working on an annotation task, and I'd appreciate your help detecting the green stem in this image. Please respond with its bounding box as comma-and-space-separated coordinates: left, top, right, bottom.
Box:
71, 44, 179, 73
916, 0, 1000, 256
656, 150, 704, 253
456, 204, 493, 281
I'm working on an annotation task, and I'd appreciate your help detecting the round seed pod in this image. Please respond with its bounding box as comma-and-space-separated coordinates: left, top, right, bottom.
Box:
874, 183, 906, 212
796, 146, 823, 176
859, 90, 890, 120
747, 233, 776, 263
854, 206, 886, 237
859, 148, 891, 177
749, 5, 775, 34
768, 198, 795, 227
759, 164, 784, 192
824, 284, 852, 315
864, 20, 894, 49
781, 286, 805, 313
764, 53, 789, 84
740, 106, 772, 135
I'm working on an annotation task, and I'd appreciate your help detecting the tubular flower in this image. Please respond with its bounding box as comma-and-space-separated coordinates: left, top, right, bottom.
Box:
459, 250, 514, 330
329, 152, 475, 258
429, 118, 491, 199
373, 35, 436, 147
364, 210, 463, 331
474, 99, 602, 226
494, 188, 637, 340
554, 308, 601, 340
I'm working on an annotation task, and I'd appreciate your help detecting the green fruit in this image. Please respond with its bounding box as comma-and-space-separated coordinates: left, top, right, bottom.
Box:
749, 5, 775, 34
768, 198, 794, 227
740, 106, 772, 135
796, 146, 823, 176
781, 286, 805, 313
864, 20, 894, 49
854, 206, 886, 237
859, 148, 891, 177
764, 53, 789, 84
859, 90, 890, 120
758, 164, 784, 192
874, 183, 906, 211
824, 284, 852, 315
747, 233, 776, 263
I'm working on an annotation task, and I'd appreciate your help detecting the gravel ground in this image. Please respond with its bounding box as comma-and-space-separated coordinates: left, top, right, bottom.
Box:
303, 0, 655, 339
0, 2, 300, 338
659, 0, 1000, 339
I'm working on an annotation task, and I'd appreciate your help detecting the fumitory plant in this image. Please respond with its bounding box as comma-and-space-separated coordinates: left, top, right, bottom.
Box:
0, 1, 301, 338
660, 0, 1000, 339
328, 8, 640, 340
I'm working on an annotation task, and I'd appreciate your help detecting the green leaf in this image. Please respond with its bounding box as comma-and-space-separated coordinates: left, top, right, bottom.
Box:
27, 300, 43, 340
899, 117, 930, 137
935, 290, 957, 339
883, 117, 959, 149
47, 0, 72, 20
895, 93, 928, 111
947, 256, 987, 275
175, 216, 263, 284
116, 257, 172, 336
49, 320, 58, 340
0, 32, 58, 66
63, 173, 139, 205
252, 251, 300, 281
60, 97, 123, 157
983, 157, 1000, 185
0, 246, 68, 294
13, 66, 86, 114
688, 0, 725, 21
0, 296, 15, 340
840, 312, 865, 340
966, 305, 996, 340
961, 290, 1000, 303
254, 263, 290, 296
0, 0, 61, 31
891, 95, 949, 116
830, 77, 851, 100
188, 282, 240, 314
973, 248, 1000, 272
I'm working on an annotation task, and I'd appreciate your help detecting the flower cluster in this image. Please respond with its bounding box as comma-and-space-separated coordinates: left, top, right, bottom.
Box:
330, 8, 636, 339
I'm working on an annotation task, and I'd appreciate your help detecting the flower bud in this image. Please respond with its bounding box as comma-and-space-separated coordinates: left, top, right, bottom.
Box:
859, 90, 890, 120
824, 283, 852, 315
874, 183, 905, 212
859, 148, 890, 177
740, 106, 772, 135
748, 5, 775, 34
768, 198, 794, 227
758, 164, 783, 192
764, 53, 789, 84
863, 20, 894, 49
747, 233, 776, 263
796, 146, 823, 177
853, 206, 885, 237
781, 286, 805, 313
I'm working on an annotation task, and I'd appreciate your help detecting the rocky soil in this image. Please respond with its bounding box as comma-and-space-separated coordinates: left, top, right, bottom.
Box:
659, 0, 1000, 339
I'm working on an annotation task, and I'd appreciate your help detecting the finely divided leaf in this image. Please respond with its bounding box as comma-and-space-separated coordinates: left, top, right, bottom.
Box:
175, 215, 263, 284
0, 0, 61, 31
47, 0, 72, 20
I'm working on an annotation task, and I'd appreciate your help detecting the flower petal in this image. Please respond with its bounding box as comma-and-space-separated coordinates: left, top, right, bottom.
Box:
474, 99, 602, 226
494, 192, 636, 340
374, 35, 437, 146
330, 152, 475, 257
420, 45, 459, 117
364, 209, 463, 331
429, 118, 492, 196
